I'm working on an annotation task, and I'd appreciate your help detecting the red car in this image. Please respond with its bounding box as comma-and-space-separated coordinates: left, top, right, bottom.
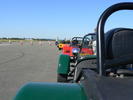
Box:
62, 33, 96, 58
62, 37, 82, 57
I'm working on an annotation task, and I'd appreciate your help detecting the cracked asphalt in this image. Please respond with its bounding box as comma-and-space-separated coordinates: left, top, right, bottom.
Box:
0, 42, 60, 100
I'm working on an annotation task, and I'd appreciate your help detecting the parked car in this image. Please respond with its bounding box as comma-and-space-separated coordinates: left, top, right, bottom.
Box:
57, 33, 96, 82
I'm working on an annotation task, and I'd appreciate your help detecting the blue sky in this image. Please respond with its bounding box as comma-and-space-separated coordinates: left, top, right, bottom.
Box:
0, 0, 133, 39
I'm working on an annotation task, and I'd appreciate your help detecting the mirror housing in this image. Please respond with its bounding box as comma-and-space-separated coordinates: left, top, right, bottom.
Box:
72, 48, 80, 56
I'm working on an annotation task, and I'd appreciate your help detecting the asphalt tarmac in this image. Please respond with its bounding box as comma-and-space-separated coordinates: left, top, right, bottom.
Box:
0, 41, 59, 100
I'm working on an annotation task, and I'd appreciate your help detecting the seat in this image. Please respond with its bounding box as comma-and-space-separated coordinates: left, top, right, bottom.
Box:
105, 28, 133, 60
105, 28, 133, 75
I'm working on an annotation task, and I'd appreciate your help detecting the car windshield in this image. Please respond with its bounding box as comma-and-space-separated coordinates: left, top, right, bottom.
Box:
71, 37, 83, 46
82, 34, 96, 48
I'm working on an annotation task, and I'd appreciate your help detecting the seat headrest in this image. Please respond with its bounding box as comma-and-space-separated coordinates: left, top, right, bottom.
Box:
105, 28, 133, 60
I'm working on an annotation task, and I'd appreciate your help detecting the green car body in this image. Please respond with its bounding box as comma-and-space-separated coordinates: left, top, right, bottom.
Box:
77, 55, 96, 63
57, 54, 96, 75
57, 53, 96, 82
57, 54, 70, 74
13, 82, 87, 100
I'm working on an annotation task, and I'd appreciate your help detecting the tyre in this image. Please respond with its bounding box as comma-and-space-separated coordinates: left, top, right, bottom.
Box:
57, 74, 67, 82
74, 59, 97, 80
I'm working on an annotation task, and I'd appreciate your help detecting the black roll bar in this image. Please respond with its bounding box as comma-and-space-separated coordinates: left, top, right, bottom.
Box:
96, 2, 133, 76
